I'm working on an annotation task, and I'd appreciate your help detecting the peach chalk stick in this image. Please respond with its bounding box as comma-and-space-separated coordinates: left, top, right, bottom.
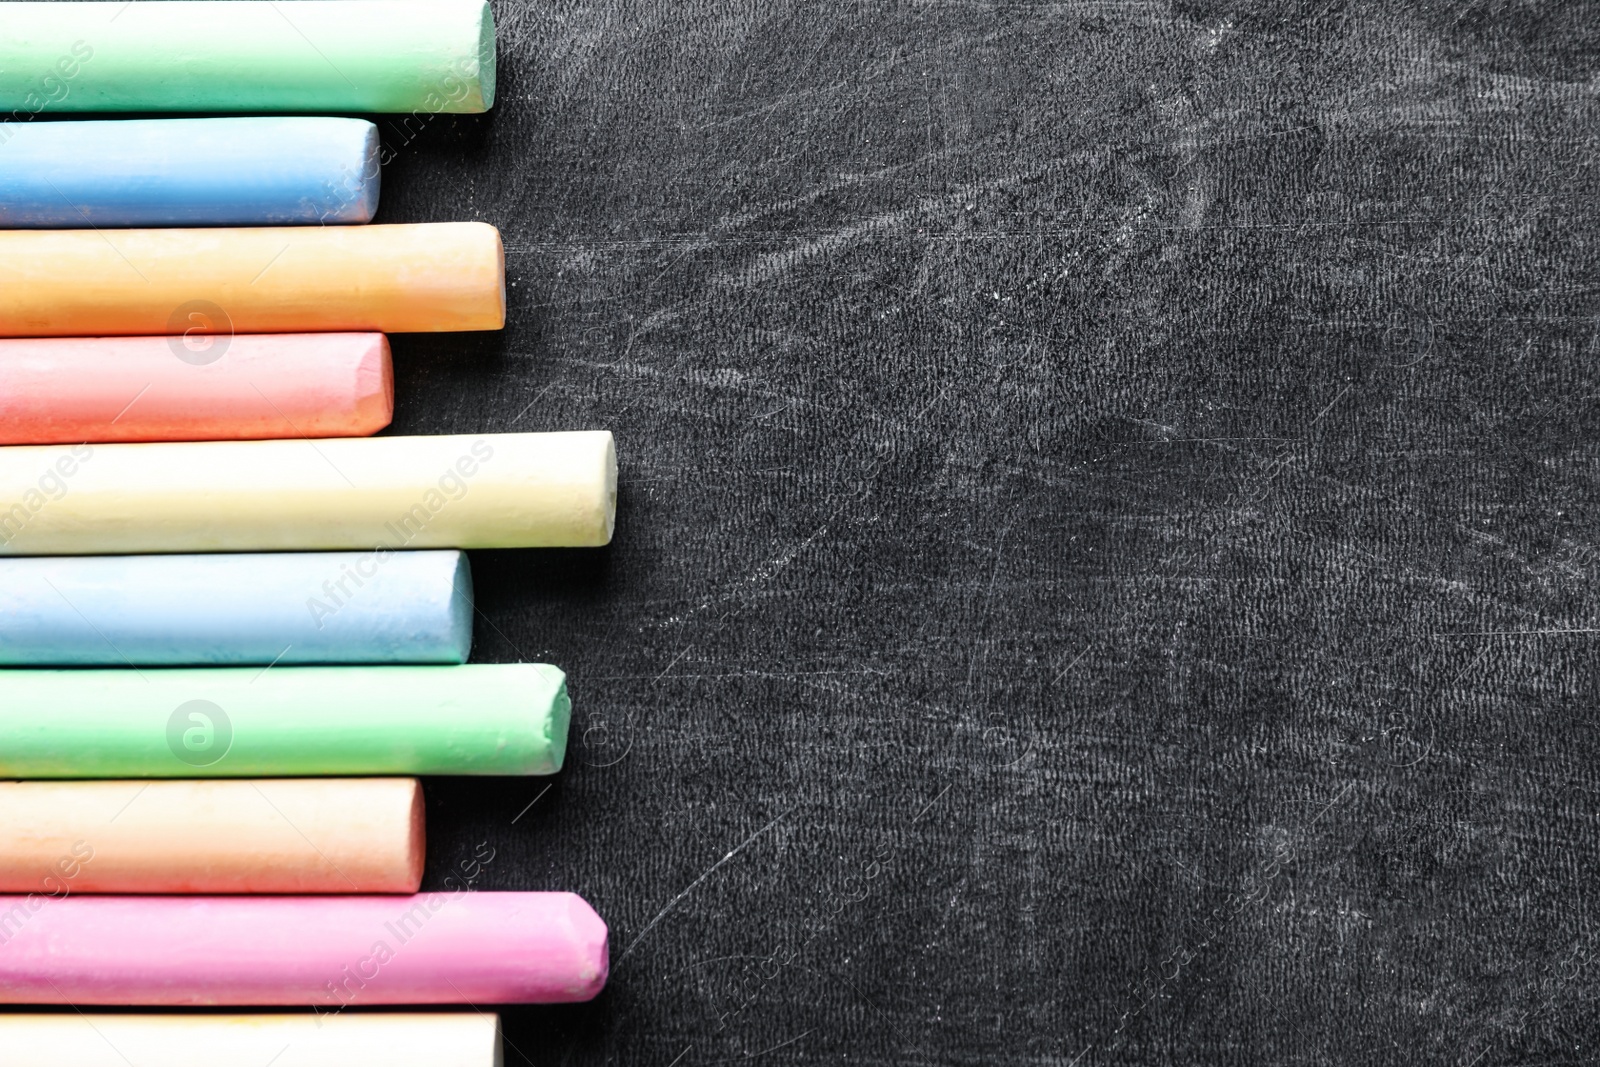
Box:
0, 779, 424, 894
0, 1013, 501, 1067
0, 333, 393, 444
0, 223, 504, 336
0, 892, 609, 1006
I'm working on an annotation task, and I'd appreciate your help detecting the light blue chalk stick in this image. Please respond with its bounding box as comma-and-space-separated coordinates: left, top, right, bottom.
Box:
0, 551, 473, 666
0, 117, 380, 227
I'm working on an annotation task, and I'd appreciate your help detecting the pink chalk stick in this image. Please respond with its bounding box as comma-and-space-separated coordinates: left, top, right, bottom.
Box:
0, 333, 393, 444
0, 891, 608, 1006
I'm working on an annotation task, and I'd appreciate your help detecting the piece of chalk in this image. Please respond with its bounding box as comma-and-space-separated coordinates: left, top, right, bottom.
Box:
0, 333, 393, 445
0, 223, 504, 336
0, 431, 615, 555
0, 778, 424, 894
0, 118, 380, 227
0, 1, 493, 113
0, 551, 472, 666
0, 1013, 501, 1067
0, 663, 569, 778
0, 892, 606, 1005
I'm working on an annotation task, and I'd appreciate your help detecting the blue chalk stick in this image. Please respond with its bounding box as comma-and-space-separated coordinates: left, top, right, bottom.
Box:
0, 117, 380, 227
0, 551, 473, 666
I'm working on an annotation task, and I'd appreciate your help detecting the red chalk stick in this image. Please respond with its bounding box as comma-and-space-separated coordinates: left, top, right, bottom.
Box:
0, 333, 393, 444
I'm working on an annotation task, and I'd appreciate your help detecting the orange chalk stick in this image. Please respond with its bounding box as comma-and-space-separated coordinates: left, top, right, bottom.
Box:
0, 334, 393, 444
0, 778, 425, 894
0, 223, 504, 337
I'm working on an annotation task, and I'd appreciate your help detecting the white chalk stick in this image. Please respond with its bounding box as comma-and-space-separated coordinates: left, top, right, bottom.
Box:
0, 1012, 501, 1066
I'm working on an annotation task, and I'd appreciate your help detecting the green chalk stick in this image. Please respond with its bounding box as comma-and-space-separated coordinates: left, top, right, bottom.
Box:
0, 1, 495, 114
0, 664, 569, 778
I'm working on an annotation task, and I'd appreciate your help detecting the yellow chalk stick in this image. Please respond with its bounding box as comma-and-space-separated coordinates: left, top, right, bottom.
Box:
0, 431, 616, 554
0, 223, 504, 336
0, 779, 425, 894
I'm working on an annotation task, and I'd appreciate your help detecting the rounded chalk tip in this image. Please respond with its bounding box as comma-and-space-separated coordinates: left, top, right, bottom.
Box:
477, 1, 498, 111
569, 431, 618, 547
402, 777, 427, 892
357, 122, 383, 223
359, 333, 396, 435
317, 120, 382, 224
489, 1012, 506, 1067
448, 550, 476, 664
564, 894, 610, 1001
600, 432, 618, 545
488, 224, 507, 329
543, 672, 572, 774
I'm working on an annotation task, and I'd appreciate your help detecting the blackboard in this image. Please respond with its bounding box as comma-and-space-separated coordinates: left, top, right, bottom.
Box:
33, 0, 1600, 1063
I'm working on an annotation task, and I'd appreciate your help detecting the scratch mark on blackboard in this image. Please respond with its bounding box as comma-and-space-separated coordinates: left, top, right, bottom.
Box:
620, 806, 797, 963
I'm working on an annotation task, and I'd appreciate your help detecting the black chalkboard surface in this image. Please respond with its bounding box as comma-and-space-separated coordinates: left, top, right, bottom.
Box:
394, 2, 1600, 1062
12, 0, 1597, 1063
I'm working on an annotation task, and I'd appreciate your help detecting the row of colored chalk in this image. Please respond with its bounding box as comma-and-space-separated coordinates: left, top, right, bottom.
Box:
0, 1, 616, 1045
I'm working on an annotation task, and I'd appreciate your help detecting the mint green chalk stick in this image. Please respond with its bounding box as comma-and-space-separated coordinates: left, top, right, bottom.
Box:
0, 1, 494, 114
0, 664, 568, 778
